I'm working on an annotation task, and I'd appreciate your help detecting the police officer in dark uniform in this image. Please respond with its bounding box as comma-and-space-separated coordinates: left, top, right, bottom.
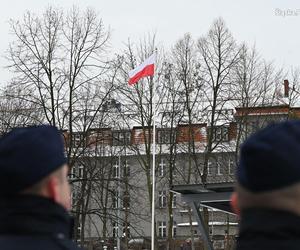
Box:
0, 125, 82, 250
233, 120, 300, 250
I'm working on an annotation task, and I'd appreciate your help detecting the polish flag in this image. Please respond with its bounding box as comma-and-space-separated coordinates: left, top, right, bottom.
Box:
128, 54, 155, 85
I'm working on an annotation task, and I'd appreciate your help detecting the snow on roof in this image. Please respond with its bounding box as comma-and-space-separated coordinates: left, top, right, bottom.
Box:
177, 221, 238, 227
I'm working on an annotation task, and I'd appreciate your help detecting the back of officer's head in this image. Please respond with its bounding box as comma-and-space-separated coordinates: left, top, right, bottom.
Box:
0, 125, 70, 210
235, 120, 300, 213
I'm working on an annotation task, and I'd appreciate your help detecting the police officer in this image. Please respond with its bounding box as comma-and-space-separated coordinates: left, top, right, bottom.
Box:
0, 125, 82, 250
234, 120, 300, 250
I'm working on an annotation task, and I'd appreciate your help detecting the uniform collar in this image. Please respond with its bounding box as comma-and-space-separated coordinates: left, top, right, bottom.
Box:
0, 194, 72, 239
239, 208, 300, 238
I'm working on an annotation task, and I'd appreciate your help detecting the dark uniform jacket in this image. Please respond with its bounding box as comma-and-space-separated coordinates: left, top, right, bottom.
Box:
236, 208, 300, 250
0, 195, 82, 250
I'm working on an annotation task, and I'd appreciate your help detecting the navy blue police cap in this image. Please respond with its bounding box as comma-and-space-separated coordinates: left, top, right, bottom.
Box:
237, 120, 300, 193
0, 125, 67, 195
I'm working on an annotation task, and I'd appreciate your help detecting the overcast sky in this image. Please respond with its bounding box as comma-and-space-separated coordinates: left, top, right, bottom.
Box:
0, 0, 299, 85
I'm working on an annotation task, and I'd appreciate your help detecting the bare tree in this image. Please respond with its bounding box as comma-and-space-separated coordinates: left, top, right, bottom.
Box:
195, 18, 241, 245
6, 6, 119, 245
0, 84, 44, 133
232, 44, 288, 159
166, 33, 204, 250
197, 18, 240, 183
7, 5, 111, 143
287, 67, 300, 106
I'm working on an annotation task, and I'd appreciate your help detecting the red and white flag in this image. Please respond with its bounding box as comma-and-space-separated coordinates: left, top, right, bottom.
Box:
128, 53, 155, 85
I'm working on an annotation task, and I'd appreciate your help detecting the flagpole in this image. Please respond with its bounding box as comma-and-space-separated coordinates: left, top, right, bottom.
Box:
127, 52, 156, 250
151, 52, 157, 250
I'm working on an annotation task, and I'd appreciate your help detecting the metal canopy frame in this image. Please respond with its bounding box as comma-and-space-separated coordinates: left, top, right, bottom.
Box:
171, 182, 236, 250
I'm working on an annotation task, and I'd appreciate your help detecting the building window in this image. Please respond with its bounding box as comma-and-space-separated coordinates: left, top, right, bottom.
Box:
172, 194, 177, 208
158, 221, 167, 238
158, 159, 166, 177
123, 192, 130, 209
70, 166, 76, 179
112, 222, 118, 238
157, 129, 173, 144
72, 132, 85, 148
223, 127, 229, 141
172, 221, 177, 238
112, 193, 119, 209
159, 191, 167, 208
123, 160, 130, 177
172, 161, 177, 177
71, 191, 77, 207
207, 160, 212, 176
78, 165, 84, 179
211, 126, 229, 142
217, 162, 222, 175
229, 158, 235, 175
112, 131, 131, 146
113, 161, 119, 178
76, 224, 82, 242
123, 223, 130, 238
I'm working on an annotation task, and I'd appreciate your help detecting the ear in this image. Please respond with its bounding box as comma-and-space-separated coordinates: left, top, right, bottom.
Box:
47, 176, 60, 203
230, 192, 240, 217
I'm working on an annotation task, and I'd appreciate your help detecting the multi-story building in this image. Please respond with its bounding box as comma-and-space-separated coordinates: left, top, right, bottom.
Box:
68, 103, 300, 250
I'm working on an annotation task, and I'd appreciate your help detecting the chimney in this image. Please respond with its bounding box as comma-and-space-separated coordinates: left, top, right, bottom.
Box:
284, 79, 289, 97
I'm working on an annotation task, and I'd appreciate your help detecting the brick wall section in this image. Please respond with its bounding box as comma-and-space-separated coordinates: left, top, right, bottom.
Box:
228, 122, 237, 141
61, 130, 69, 147
176, 123, 206, 143
132, 126, 153, 145
235, 105, 300, 120
87, 128, 112, 146
235, 105, 290, 117
63, 105, 300, 148
289, 108, 300, 118
63, 123, 237, 146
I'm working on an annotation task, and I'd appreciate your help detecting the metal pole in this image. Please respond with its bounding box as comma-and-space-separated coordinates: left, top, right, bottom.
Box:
117, 153, 121, 250
151, 65, 157, 250
190, 202, 214, 250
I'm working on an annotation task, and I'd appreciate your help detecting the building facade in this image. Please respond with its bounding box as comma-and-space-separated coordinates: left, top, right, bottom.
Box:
68, 104, 300, 250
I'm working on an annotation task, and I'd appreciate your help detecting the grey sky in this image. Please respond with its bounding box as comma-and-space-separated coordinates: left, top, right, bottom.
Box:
1, 0, 299, 84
